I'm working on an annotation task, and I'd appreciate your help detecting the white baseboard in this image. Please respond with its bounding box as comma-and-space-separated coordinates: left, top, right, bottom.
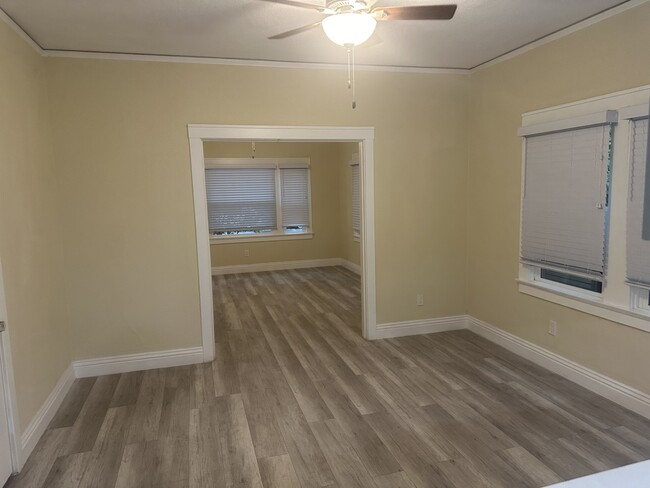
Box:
375, 316, 466, 339
212, 258, 355, 275
73, 346, 204, 378
376, 313, 650, 419
340, 259, 361, 275
18, 346, 203, 468
18, 310, 650, 476
466, 316, 650, 420
20, 364, 75, 464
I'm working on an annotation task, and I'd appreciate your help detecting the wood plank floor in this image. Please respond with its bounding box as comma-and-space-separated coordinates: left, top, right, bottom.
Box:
6, 266, 650, 488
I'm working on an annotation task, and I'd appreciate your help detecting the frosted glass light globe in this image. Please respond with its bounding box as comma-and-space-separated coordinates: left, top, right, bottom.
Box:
322, 12, 377, 46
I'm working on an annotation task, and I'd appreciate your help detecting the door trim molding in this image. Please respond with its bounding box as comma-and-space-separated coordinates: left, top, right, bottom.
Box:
187, 124, 377, 359
0, 258, 22, 473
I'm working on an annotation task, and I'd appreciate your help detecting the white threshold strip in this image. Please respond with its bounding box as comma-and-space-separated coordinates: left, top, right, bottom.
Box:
545, 459, 650, 487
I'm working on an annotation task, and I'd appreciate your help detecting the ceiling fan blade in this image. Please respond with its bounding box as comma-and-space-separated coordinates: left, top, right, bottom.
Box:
360, 0, 381, 10
372, 4, 457, 21
257, 0, 325, 12
268, 21, 322, 39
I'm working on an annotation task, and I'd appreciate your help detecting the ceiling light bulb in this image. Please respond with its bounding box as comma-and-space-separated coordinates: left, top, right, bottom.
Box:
322, 12, 377, 47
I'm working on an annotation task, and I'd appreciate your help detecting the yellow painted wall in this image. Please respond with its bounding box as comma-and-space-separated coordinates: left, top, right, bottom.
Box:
467, 3, 650, 393
46, 57, 469, 362
337, 143, 361, 267
204, 141, 350, 267
5, 0, 650, 436
0, 22, 72, 431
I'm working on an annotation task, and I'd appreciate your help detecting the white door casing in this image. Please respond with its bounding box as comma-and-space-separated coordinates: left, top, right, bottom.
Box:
188, 125, 377, 363
0, 257, 20, 481
0, 344, 12, 484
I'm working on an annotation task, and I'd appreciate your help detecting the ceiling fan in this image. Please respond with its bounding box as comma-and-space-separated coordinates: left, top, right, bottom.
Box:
260, 0, 457, 108
261, 0, 457, 46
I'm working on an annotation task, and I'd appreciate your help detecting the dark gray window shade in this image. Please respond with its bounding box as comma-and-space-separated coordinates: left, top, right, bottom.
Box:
351, 163, 360, 236
280, 168, 310, 229
521, 124, 612, 278
205, 167, 277, 232
627, 118, 650, 288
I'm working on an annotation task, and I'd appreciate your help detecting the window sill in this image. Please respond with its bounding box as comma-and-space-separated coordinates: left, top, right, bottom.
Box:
210, 232, 314, 245
517, 279, 650, 333
353, 235, 360, 243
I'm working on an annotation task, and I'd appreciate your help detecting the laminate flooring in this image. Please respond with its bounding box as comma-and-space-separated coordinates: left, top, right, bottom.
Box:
6, 266, 650, 488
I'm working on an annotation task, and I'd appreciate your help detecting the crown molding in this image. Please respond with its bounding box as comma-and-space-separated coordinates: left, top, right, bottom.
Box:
470, 0, 650, 72
2, 0, 648, 75
0, 8, 43, 55
42, 49, 469, 75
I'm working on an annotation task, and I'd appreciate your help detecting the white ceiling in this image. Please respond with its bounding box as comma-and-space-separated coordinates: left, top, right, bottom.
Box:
0, 0, 634, 69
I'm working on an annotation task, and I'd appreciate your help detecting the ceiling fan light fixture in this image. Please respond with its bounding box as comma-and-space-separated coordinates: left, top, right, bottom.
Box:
322, 12, 377, 46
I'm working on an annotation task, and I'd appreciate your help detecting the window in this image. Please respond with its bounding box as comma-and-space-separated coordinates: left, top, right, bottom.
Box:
351, 162, 360, 238
627, 118, 650, 292
205, 166, 277, 234
627, 116, 650, 313
205, 158, 312, 241
280, 167, 311, 232
517, 87, 650, 333
539, 268, 603, 294
519, 113, 615, 291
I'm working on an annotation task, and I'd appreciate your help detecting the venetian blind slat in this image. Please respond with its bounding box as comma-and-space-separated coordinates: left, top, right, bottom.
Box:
205, 167, 277, 232
280, 168, 310, 228
351, 164, 360, 236
520, 125, 610, 277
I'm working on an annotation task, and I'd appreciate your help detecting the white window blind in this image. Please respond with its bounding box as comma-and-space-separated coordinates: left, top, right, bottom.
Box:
205, 167, 277, 232
351, 163, 360, 237
520, 124, 612, 278
627, 117, 650, 288
280, 168, 310, 229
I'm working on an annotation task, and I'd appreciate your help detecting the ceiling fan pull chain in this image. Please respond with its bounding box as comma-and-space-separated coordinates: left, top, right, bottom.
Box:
351, 45, 357, 109
347, 46, 352, 89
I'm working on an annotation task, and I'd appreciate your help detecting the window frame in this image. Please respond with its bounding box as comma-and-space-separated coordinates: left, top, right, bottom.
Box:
205, 157, 314, 244
630, 287, 650, 316
538, 268, 603, 294
626, 116, 650, 290
517, 84, 650, 333
529, 266, 604, 301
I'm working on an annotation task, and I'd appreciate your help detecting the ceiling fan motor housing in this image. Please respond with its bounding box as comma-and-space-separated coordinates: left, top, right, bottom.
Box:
326, 0, 369, 12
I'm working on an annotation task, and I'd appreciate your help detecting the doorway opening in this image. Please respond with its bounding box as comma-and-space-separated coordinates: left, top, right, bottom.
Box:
188, 125, 376, 362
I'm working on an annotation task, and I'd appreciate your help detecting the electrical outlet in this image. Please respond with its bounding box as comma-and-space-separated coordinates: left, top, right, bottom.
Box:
548, 320, 558, 336
416, 294, 424, 306
243, 249, 250, 257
